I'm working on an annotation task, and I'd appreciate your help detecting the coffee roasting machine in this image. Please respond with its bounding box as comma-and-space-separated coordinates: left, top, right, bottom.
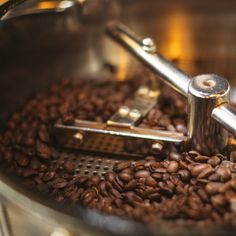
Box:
1, 0, 236, 236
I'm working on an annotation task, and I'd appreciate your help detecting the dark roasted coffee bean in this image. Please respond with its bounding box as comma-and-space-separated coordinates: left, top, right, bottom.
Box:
90, 175, 101, 186
124, 179, 137, 191
63, 160, 75, 174
211, 194, 226, 208
167, 161, 179, 173
208, 156, 220, 167
135, 170, 150, 178
113, 162, 131, 172
104, 172, 116, 182
43, 171, 55, 182
205, 182, 223, 195
197, 166, 214, 179
152, 168, 167, 174
188, 150, 200, 158
230, 151, 236, 163
197, 188, 209, 203
216, 166, 231, 182
169, 152, 182, 161
194, 155, 209, 163
15, 153, 29, 167
178, 169, 190, 182
151, 173, 163, 181
148, 192, 161, 202
52, 178, 68, 189
80, 189, 95, 205
118, 172, 132, 182
191, 164, 211, 177
36, 142, 52, 159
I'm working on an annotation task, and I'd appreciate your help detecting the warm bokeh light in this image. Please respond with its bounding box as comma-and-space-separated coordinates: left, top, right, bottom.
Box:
163, 10, 194, 61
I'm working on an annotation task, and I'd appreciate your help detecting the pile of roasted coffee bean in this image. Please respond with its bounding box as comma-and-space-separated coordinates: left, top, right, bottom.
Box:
1, 74, 236, 226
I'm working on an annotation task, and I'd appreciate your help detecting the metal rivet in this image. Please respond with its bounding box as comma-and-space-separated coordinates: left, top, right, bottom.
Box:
142, 38, 154, 47
129, 109, 141, 119
118, 106, 130, 116
137, 86, 149, 96
73, 132, 83, 143
151, 142, 163, 154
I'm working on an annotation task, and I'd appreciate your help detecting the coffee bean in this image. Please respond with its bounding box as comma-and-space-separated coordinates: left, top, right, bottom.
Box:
167, 161, 179, 173
151, 173, 163, 181
216, 166, 231, 182
230, 151, 236, 163
205, 182, 223, 195
145, 176, 157, 187
118, 172, 132, 182
197, 166, 214, 179
43, 171, 55, 182
191, 164, 212, 177
135, 170, 150, 178
207, 156, 221, 167
211, 194, 226, 207
52, 178, 68, 189
114, 162, 131, 172
148, 192, 161, 202
63, 160, 75, 174
169, 152, 182, 161
15, 153, 29, 167
188, 150, 200, 158
194, 155, 209, 163
152, 168, 167, 174
178, 169, 190, 182
81, 189, 95, 205
36, 142, 52, 159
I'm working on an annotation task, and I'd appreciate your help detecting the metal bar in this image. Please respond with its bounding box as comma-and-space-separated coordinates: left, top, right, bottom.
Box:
106, 22, 191, 96
56, 120, 186, 143
212, 103, 236, 136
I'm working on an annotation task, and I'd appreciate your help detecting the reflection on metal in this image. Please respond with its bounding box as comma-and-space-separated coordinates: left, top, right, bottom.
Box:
0, 202, 10, 236
1, 0, 76, 20
212, 103, 236, 135
188, 74, 230, 154
106, 22, 191, 96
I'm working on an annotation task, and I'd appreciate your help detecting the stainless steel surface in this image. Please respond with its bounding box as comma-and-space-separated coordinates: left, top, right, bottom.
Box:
0, 202, 10, 236
1, 1, 236, 236
106, 22, 191, 96
212, 103, 236, 135
1, 0, 77, 20
188, 74, 229, 154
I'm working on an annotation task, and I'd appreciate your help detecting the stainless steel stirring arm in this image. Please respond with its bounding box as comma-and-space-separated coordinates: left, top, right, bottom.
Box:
106, 22, 236, 155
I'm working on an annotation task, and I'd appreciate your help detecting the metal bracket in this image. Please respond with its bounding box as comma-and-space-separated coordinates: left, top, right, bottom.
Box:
54, 85, 186, 157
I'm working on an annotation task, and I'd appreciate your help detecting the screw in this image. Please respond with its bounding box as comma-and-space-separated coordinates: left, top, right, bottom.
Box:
142, 38, 156, 54
74, 132, 84, 144
118, 106, 130, 117
151, 142, 163, 154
